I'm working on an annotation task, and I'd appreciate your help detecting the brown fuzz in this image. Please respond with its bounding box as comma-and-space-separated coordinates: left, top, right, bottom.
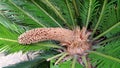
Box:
65, 27, 91, 55
18, 27, 91, 55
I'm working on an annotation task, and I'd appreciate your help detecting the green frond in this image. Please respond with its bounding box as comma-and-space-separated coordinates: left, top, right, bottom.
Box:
0, 24, 60, 53
92, 0, 120, 38
39, 0, 73, 29
97, 35, 120, 45
89, 39, 120, 68
0, 12, 27, 34
79, 0, 99, 27
0, 1, 44, 28
31, 0, 62, 28
117, 0, 120, 21
51, 60, 83, 68
4, 60, 48, 68
9, 0, 46, 28
0, 0, 69, 28
72, 0, 79, 17
93, 22, 120, 41
91, 0, 107, 37
65, 0, 76, 28
4, 50, 58, 68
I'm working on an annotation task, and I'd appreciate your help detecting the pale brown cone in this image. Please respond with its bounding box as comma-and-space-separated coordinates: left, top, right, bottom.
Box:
18, 27, 91, 55
18, 28, 73, 44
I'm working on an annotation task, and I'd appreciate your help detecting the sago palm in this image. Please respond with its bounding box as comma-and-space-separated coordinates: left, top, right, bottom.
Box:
0, 0, 120, 68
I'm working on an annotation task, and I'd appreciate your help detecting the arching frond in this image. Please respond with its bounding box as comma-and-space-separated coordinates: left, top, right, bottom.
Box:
92, 0, 120, 38
79, 0, 99, 28
89, 39, 120, 68
0, 23, 60, 53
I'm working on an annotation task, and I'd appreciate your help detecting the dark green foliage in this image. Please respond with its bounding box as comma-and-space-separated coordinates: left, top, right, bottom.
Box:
89, 39, 120, 68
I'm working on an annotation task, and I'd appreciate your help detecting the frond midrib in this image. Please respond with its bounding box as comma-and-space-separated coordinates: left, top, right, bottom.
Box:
0, 37, 17, 42
90, 51, 120, 63
8, 0, 46, 28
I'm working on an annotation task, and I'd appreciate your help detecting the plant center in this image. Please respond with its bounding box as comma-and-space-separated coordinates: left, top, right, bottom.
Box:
62, 27, 91, 55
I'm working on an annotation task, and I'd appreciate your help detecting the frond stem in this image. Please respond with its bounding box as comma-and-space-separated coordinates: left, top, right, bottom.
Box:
82, 55, 88, 68
92, 22, 120, 41
55, 53, 68, 65
91, 0, 107, 38
117, 0, 120, 21
65, 0, 76, 29
97, 35, 120, 45
31, 0, 62, 28
72, 0, 79, 17
9, 0, 46, 27
36, 43, 63, 49
86, 0, 92, 28
90, 51, 120, 63
47, 52, 65, 61
42, 0, 72, 29
71, 55, 77, 68
0, 37, 17, 42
